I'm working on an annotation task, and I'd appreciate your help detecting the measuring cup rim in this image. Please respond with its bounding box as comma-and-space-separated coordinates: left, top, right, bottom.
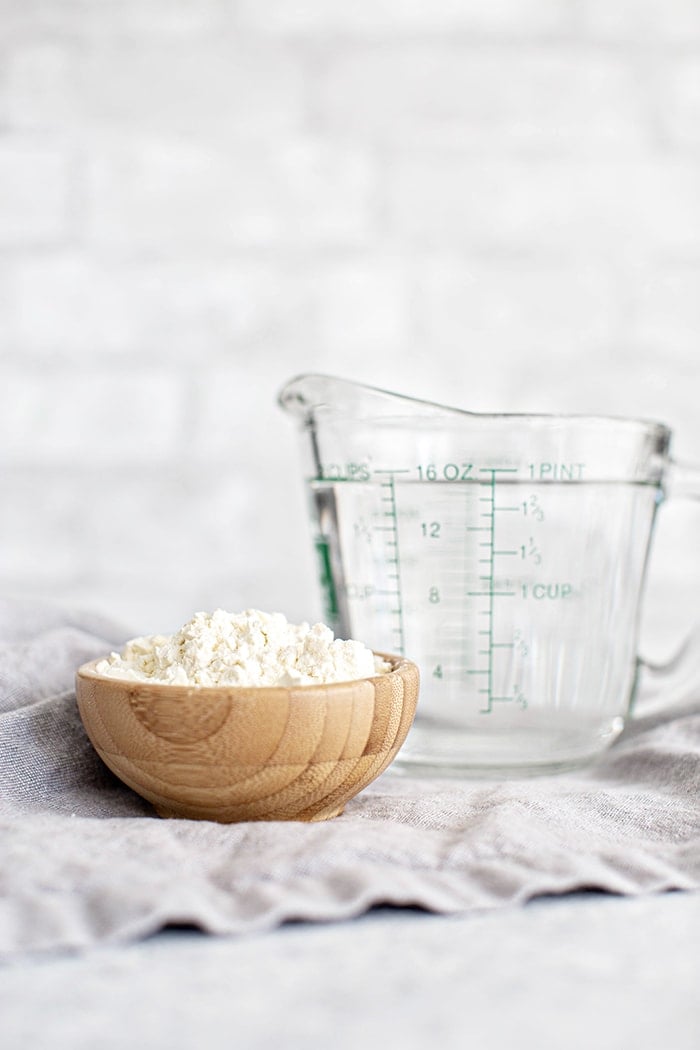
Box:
278, 373, 672, 439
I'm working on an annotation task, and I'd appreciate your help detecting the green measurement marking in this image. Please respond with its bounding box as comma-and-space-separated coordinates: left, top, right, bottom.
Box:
474, 472, 518, 718
472, 468, 525, 712
473, 468, 498, 713
378, 473, 406, 656
464, 465, 524, 710
468, 591, 515, 597
314, 536, 339, 624
486, 470, 496, 713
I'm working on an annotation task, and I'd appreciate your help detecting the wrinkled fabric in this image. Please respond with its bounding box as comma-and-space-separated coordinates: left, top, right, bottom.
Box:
0, 599, 698, 957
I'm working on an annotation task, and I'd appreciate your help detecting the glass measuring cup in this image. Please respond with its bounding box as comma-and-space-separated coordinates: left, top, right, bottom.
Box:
279, 374, 700, 774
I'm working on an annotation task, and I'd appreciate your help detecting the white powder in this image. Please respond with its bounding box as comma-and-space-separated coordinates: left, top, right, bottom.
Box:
95, 609, 389, 687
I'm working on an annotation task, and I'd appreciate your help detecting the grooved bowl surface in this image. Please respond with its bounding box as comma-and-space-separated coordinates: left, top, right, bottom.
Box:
75, 654, 419, 822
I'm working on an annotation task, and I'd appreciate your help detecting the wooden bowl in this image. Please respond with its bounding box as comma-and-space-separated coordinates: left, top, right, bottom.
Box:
75, 654, 418, 822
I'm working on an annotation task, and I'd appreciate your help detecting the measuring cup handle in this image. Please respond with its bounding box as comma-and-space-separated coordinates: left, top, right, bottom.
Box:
665, 457, 700, 501
636, 456, 700, 693
636, 626, 700, 721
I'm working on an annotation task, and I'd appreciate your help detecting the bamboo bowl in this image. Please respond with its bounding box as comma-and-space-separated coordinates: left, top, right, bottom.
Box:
75, 654, 418, 822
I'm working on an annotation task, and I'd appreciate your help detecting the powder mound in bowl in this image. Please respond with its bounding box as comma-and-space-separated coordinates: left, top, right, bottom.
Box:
95, 609, 390, 687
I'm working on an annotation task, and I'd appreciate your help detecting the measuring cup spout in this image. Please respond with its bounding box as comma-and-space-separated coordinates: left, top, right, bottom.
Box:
278, 374, 464, 422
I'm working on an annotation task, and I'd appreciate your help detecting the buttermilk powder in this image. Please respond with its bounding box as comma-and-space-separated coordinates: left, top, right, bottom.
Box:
95, 609, 389, 687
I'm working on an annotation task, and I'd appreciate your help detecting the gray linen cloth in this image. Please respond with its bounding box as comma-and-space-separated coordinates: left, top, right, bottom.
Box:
1, 598, 698, 957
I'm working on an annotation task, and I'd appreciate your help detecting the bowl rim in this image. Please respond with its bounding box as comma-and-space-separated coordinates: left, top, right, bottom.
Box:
75, 651, 417, 697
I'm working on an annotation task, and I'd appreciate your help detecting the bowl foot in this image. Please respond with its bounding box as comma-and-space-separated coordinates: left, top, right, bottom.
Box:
151, 802, 346, 822
304, 803, 345, 822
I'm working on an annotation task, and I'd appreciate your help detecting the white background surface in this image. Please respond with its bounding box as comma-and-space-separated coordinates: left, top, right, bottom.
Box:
0, 0, 698, 656
4, 893, 699, 1050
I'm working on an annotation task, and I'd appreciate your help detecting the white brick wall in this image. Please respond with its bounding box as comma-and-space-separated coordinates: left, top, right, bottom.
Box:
235, 0, 572, 37
80, 39, 306, 139
316, 47, 648, 152
662, 57, 700, 147
87, 139, 376, 251
0, 368, 186, 466
386, 157, 700, 257
0, 0, 698, 659
0, 140, 72, 244
580, 0, 700, 42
